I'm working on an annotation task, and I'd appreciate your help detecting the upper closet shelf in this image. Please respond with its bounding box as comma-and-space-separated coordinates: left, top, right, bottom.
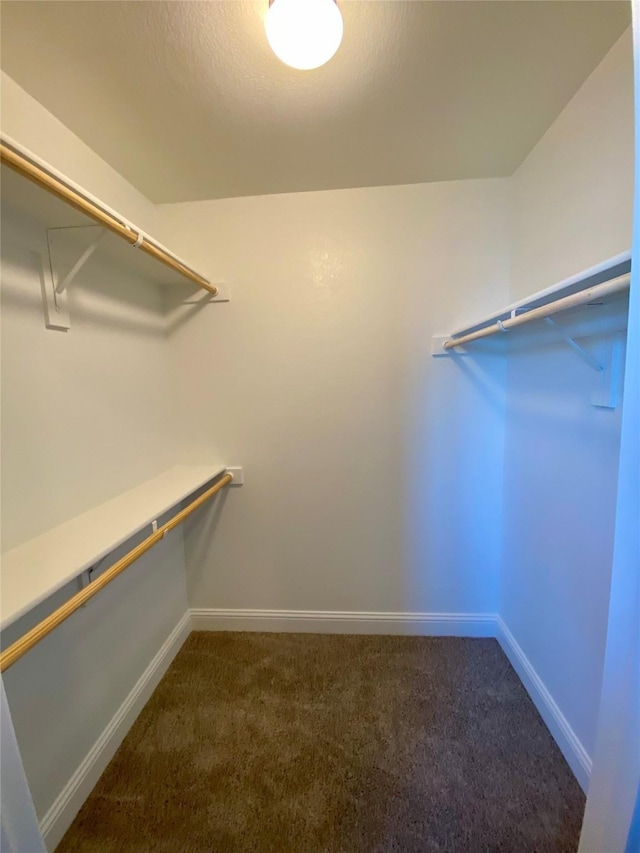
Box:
432, 252, 631, 356
0, 464, 227, 631
0, 135, 223, 324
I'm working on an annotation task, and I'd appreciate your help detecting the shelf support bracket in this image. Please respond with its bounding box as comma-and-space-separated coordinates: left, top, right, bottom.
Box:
544, 318, 623, 409
77, 566, 96, 607
53, 227, 107, 295
591, 338, 624, 410
544, 318, 603, 372
43, 225, 106, 331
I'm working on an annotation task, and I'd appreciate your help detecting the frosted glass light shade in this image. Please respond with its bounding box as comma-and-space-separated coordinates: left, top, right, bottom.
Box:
265, 0, 343, 71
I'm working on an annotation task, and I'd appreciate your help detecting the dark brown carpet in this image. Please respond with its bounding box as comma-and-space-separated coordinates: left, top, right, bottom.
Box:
58, 634, 585, 853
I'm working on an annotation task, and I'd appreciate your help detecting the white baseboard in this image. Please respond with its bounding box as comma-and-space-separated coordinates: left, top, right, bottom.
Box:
190, 608, 498, 637
496, 616, 591, 792
40, 611, 191, 852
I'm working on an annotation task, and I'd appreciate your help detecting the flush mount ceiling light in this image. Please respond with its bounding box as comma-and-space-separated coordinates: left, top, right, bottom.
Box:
265, 0, 343, 71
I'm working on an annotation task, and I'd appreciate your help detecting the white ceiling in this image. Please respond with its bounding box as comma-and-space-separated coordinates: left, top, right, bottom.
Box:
0, 1, 630, 203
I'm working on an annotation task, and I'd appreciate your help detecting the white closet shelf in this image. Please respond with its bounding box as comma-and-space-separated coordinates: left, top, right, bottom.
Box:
0, 464, 227, 631
0, 135, 215, 295
432, 252, 631, 355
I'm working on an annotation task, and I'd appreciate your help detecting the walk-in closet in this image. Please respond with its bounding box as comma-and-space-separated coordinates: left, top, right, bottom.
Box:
1, 2, 638, 852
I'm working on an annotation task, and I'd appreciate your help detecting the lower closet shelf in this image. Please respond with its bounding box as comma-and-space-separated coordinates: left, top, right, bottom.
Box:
0, 464, 226, 630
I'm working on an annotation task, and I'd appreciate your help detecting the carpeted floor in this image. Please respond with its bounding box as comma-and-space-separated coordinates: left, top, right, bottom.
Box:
58, 634, 585, 853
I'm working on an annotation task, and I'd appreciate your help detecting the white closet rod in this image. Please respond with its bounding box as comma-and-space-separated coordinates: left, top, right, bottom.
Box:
443, 273, 631, 350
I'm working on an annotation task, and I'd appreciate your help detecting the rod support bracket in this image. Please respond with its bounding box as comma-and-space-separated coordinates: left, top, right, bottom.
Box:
151, 519, 168, 538
431, 336, 468, 357
225, 467, 244, 485
77, 566, 96, 607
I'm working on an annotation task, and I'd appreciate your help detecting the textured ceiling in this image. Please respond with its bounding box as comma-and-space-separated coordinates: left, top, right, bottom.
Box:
0, 1, 630, 203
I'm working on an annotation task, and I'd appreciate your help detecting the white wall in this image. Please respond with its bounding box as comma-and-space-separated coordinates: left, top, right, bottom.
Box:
0, 72, 158, 235
0, 214, 179, 550
1, 74, 183, 545
501, 28, 634, 782
0, 76, 189, 844
159, 179, 509, 620
510, 30, 634, 300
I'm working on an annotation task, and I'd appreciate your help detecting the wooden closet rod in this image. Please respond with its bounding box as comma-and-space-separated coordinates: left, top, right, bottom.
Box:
0, 140, 217, 296
444, 272, 631, 349
0, 472, 233, 673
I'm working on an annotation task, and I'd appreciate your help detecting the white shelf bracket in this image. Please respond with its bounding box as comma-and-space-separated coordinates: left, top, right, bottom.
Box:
544, 318, 603, 372
545, 318, 622, 409
43, 225, 106, 331
54, 227, 107, 295
591, 338, 624, 410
